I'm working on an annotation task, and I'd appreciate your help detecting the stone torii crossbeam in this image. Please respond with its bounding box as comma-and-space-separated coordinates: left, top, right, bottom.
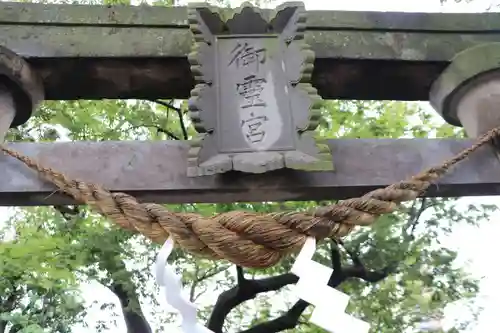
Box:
1, 2, 500, 206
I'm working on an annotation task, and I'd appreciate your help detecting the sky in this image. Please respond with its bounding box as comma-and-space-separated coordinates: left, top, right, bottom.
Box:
4, 0, 500, 332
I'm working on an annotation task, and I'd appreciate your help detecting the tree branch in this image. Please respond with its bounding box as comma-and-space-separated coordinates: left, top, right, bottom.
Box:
189, 264, 229, 302
0, 289, 21, 333
53, 205, 80, 221
404, 198, 428, 239
336, 239, 362, 267
206, 266, 299, 333
238, 300, 309, 333
342, 264, 396, 283
109, 281, 152, 333
150, 99, 182, 114
238, 242, 397, 333
8, 324, 22, 333
330, 240, 343, 270
150, 99, 189, 140
337, 239, 398, 283
98, 258, 152, 333
129, 124, 180, 141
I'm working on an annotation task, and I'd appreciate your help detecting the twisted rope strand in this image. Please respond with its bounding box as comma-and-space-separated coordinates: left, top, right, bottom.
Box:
2, 128, 499, 268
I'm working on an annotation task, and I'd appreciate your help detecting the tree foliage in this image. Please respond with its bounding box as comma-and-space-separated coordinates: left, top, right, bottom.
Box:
0, 1, 497, 333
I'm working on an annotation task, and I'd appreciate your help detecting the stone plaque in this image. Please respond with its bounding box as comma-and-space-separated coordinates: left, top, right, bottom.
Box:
187, 1, 333, 176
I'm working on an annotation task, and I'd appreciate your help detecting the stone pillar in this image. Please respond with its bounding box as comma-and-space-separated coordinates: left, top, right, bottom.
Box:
430, 43, 500, 138
0, 83, 15, 142
0, 45, 44, 141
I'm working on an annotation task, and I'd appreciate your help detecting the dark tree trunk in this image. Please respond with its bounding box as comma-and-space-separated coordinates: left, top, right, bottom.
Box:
110, 282, 153, 333
98, 256, 153, 333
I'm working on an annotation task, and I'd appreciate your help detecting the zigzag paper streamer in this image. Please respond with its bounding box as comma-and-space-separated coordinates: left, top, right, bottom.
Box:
291, 237, 370, 333
155, 237, 214, 333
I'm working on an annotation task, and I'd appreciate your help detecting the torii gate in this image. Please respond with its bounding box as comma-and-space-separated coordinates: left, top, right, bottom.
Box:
0, 2, 499, 207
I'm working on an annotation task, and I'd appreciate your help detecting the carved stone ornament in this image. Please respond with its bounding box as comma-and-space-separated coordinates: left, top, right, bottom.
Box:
186, 1, 333, 177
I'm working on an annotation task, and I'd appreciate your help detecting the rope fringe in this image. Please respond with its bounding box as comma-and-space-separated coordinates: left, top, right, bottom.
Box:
2, 129, 499, 268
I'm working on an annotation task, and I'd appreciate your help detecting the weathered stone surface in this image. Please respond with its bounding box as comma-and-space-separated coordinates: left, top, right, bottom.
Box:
4, 2, 500, 101
429, 43, 500, 136
2, 2, 500, 62
0, 45, 43, 127
0, 84, 15, 142
3, 2, 500, 31
3, 26, 500, 61
1, 138, 499, 206
186, 2, 333, 176
455, 71, 500, 138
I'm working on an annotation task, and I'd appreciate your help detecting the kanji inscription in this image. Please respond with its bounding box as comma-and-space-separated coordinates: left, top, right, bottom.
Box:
237, 75, 267, 109
230, 41, 270, 147
187, 1, 333, 176
216, 35, 293, 153
228, 42, 266, 71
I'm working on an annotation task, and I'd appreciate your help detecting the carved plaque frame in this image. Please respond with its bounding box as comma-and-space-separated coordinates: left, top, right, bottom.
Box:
187, 1, 333, 176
